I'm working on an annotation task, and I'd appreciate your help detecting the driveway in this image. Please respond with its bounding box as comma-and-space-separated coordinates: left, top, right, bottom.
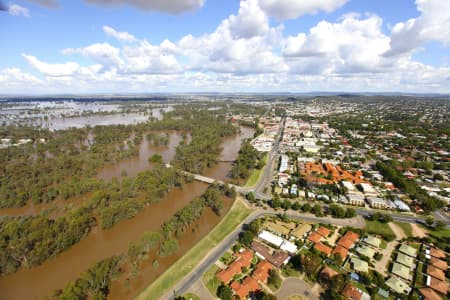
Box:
275, 277, 318, 300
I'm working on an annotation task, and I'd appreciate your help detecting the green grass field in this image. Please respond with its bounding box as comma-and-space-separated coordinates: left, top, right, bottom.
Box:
393, 221, 413, 237
364, 220, 395, 241
183, 293, 201, 300
202, 264, 221, 296
244, 154, 268, 187
136, 199, 251, 300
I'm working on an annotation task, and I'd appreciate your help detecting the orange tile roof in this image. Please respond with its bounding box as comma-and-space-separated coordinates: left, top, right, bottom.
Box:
321, 265, 338, 279
252, 261, 272, 283
316, 226, 331, 237
337, 231, 359, 249
419, 288, 442, 300
342, 283, 363, 300
332, 245, 349, 259
429, 277, 448, 295
430, 248, 446, 259
216, 250, 254, 283
308, 232, 323, 243
430, 257, 448, 271
427, 265, 446, 281
314, 242, 333, 256
232, 276, 259, 299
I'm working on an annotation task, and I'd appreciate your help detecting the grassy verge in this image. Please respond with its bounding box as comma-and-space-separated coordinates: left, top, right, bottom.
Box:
365, 220, 395, 241
136, 199, 251, 300
393, 222, 413, 237
244, 154, 268, 187
202, 264, 221, 296
183, 293, 200, 300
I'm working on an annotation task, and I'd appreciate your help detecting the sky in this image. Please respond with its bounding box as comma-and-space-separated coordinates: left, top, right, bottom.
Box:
0, 0, 450, 94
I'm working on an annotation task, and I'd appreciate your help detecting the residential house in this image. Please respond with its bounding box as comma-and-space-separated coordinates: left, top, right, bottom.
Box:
419, 288, 442, 300
337, 231, 360, 249
392, 263, 412, 281
308, 232, 324, 244
252, 261, 272, 283
426, 276, 448, 295
321, 266, 338, 281
396, 253, 415, 269
364, 235, 381, 248
231, 276, 259, 300
314, 243, 333, 256
351, 257, 369, 273
430, 257, 448, 271
332, 245, 349, 260
427, 265, 446, 281
356, 246, 375, 259
367, 197, 389, 209
342, 283, 370, 300
399, 244, 418, 257
316, 226, 331, 237
385, 277, 412, 294
217, 250, 254, 283
347, 193, 365, 206
251, 241, 290, 268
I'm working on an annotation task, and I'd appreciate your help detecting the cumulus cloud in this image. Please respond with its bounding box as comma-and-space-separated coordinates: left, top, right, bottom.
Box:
228, 0, 268, 39
259, 0, 349, 21
103, 25, 137, 42
62, 43, 123, 69
23, 54, 80, 76
282, 14, 391, 74
8, 4, 30, 17
385, 0, 450, 56
0, 67, 41, 85
85, 0, 205, 14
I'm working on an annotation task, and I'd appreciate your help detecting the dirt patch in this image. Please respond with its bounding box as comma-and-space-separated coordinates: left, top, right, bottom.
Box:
389, 222, 407, 240
411, 223, 427, 238
288, 296, 307, 300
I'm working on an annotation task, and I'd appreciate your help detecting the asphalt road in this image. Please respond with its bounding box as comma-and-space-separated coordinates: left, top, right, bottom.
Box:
161, 208, 364, 300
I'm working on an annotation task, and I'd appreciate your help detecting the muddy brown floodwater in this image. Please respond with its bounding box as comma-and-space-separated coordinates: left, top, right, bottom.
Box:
0, 126, 254, 300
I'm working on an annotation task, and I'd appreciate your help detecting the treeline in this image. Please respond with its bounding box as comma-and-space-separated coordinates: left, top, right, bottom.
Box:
0, 165, 183, 276
146, 132, 169, 146
54, 185, 235, 299
0, 124, 139, 207
0, 207, 95, 276
230, 139, 262, 180
375, 161, 444, 211
51, 256, 123, 300
144, 107, 238, 173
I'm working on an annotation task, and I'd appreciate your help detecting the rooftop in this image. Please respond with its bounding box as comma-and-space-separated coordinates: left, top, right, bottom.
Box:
427, 276, 448, 295
430, 257, 448, 271
314, 242, 333, 256
396, 253, 415, 268
419, 288, 442, 300
427, 265, 446, 281
364, 235, 381, 248
342, 283, 364, 300
385, 277, 411, 294
391, 262, 412, 281
399, 244, 417, 257
251, 240, 290, 268
308, 231, 323, 244
332, 245, 349, 259
316, 226, 331, 237
430, 248, 446, 259
351, 257, 369, 273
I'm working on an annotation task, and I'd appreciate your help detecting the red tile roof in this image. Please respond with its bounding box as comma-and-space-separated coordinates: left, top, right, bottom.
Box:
252, 261, 272, 283
337, 231, 359, 249
316, 226, 331, 237
427, 265, 446, 281
428, 277, 448, 295
342, 283, 363, 300
232, 276, 259, 299
216, 250, 254, 283
419, 288, 442, 300
321, 266, 338, 279
430, 257, 448, 271
332, 245, 349, 259
314, 242, 333, 256
308, 232, 323, 243
430, 248, 446, 259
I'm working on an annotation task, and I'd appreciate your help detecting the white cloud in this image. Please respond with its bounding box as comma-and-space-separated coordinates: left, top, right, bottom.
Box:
8, 4, 30, 17
62, 43, 123, 69
0, 67, 41, 85
84, 0, 205, 14
386, 0, 450, 56
259, 0, 349, 21
103, 26, 137, 42
23, 54, 80, 76
282, 15, 391, 74
228, 0, 268, 39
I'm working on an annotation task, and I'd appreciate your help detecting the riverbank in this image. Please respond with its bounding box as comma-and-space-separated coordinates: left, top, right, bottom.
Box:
136, 198, 251, 300
244, 153, 268, 187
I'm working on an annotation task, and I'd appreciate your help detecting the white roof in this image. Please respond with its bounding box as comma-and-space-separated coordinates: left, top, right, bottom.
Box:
280, 241, 298, 254
258, 230, 284, 247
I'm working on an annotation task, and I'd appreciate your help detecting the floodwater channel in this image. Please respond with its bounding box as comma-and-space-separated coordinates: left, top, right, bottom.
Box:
0, 126, 254, 300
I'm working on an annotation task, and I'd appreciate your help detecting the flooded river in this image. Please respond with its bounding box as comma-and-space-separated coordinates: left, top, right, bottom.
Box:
0, 126, 254, 300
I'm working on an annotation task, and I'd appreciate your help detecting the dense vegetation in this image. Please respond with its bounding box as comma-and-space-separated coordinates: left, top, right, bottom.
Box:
230, 139, 262, 181
376, 160, 444, 211
54, 185, 235, 299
